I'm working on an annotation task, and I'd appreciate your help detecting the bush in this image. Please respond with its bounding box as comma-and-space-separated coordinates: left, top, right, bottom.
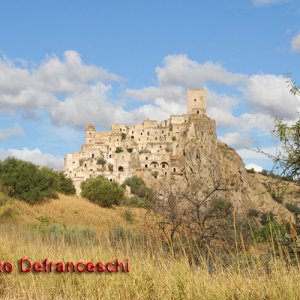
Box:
57, 173, 76, 195
121, 133, 126, 140
81, 176, 124, 207
138, 149, 151, 154
122, 176, 154, 208
247, 209, 260, 218
246, 168, 255, 174
0, 158, 75, 204
285, 203, 300, 214
172, 136, 176, 141
115, 147, 123, 153
96, 158, 106, 166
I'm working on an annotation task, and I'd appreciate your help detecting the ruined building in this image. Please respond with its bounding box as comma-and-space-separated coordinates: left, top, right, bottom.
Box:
64, 87, 295, 220
64, 88, 208, 193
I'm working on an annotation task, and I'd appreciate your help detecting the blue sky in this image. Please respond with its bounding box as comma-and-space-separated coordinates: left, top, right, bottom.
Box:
0, 0, 299, 171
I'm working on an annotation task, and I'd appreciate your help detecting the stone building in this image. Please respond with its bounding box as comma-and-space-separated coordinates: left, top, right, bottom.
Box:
64, 88, 207, 193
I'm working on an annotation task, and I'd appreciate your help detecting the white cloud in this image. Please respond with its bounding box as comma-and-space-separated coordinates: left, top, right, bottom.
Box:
0, 50, 122, 112
0, 147, 63, 170
0, 124, 25, 141
219, 132, 253, 149
245, 163, 263, 172
243, 74, 300, 120
291, 32, 300, 53
253, 0, 291, 6
156, 54, 246, 87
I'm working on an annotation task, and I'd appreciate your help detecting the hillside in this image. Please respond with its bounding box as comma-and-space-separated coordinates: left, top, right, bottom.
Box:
1, 193, 300, 299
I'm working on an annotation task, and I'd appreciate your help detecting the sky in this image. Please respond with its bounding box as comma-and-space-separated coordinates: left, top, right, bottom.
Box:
0, 0, 299, 172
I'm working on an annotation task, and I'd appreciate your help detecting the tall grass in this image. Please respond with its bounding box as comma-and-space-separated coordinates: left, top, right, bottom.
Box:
0, 194, 300, 299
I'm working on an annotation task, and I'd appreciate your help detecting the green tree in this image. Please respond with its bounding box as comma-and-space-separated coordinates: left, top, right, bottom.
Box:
81, 176, 124, 207
57, 173, 76, 195
0, 158, 75, 204
122, 176, 154, 207
0, 158, 55, 203
273, 77, 299, 179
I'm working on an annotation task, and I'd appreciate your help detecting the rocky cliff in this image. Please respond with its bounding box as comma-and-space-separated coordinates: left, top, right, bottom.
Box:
139, 114, 294, 221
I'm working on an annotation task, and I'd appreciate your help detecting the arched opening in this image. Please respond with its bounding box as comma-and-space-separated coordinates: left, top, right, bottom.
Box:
92, 154, 94, 158
109, 178, 112, 182
118, 166, 124, 172
197, 110, 199, 114
161, 162, 169, 169
145, 164, 148, 168
131, 136, 134, 139
173, 168, 176, 172
150, 161, 159, 168
194, 99, 197, 102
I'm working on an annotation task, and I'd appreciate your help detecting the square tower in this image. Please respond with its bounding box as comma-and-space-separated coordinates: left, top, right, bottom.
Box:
187, 88, 206, 115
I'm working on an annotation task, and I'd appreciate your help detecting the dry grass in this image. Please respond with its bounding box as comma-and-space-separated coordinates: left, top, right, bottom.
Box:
0, 194, 300, 299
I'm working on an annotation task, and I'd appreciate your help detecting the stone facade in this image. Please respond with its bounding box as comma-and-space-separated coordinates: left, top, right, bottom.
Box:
64, 88, 207, 194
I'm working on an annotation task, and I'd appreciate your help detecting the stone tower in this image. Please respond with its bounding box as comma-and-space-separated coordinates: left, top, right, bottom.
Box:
85, 124, 96, 144
187, 88, 206, 115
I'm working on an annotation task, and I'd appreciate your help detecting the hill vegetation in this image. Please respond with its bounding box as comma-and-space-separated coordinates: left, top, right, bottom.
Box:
0, 157, 75, 204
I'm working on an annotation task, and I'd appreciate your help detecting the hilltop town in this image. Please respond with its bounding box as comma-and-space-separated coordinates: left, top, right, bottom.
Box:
64, 88, 209, 193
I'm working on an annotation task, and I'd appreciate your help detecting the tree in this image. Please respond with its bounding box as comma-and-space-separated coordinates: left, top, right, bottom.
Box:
0, 158, 75, 204
57, 173, 76, 195
273, 116, 299, 179
122, 176, 154, 207
81, 176, 124, 207
150, 169, 234, 249
257, 78, 299, 180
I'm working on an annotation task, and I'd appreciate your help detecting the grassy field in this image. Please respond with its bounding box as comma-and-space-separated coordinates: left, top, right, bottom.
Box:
1, 193, 300, 299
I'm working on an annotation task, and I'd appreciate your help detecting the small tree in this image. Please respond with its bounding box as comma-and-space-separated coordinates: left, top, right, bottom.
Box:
81, 176, 124, 207
115, 147, 123, 153
0, 158, 75, 204
97, 158, 107, 166
122, 176, 154, 207
57, 173, 76, 195
121, 133, 126, 140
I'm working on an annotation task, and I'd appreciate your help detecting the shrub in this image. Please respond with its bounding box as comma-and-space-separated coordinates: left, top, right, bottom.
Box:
172, 136, 176, 141
260, 169, 269, 176
0, 158, 57, 204
0, 158, 75, 204
57, 173, 76, 195
139, 149, 151, 154
115, 147, 123, 153
81, 176, 124, 207
247, 209, 260, 218
263, 183, 284, 204
122, 176, 154, 208
121, 209, 135, 224
96, 158, 107, 166
246, 168, 255, 174
285, 203, 300, 214
121, 133, 126, 140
